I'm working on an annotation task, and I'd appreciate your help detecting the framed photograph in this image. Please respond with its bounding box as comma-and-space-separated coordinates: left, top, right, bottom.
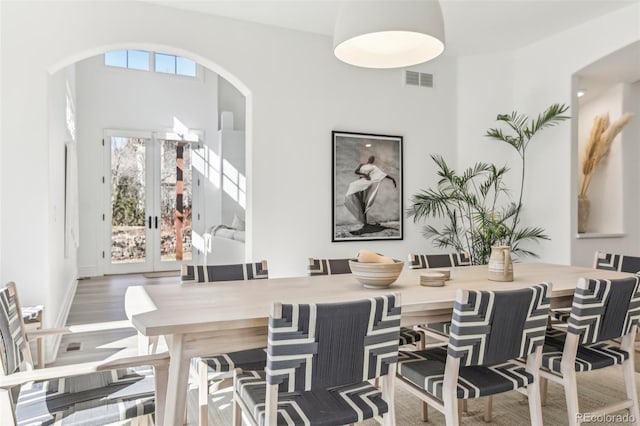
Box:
332, 131, 403, 242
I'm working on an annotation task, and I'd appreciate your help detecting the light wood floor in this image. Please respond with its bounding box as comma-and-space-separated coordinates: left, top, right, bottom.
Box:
52, 274, 640, 426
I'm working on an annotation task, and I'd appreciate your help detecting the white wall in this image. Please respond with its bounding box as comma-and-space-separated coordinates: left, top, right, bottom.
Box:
0, 3, 3, 274
457, 52, 515, 171
46, 64, 78, 360
75, 55, 218, 275
218, 77, 246, 131
457, 3, 639, 267
0, 0, 458, 327
1, 3, 51, 310
220, 129, 246, 225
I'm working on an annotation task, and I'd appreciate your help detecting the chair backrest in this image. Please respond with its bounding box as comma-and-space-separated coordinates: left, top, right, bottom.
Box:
408, 252, 470, 269
594, 251, 640, 274
181, 261, 268, 283
0, 282, 32, 376
266, 293, 401, 392
567, 276, 640, 344
448, 283, 551, 366
307, 258, 351, 276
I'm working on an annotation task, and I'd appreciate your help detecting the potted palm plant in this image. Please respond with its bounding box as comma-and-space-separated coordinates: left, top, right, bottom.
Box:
408, 103, 570, 265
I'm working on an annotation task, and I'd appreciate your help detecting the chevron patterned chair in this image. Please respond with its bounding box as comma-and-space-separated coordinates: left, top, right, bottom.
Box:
397, 283, 551, 425
181, 261, 269, 282
0, 282, 169, 425
551, 251, 640, 323
308, 257, 424, 348
182, 261, 270, 426
232, 293, 402, 426
408, 252, 470, 339
20, 305, 46, 369
408, 251, 492, 421
407, 252, 471, 270
540, 276, 640, 426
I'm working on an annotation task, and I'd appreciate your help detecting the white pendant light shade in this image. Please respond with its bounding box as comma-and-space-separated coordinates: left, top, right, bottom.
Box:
334, 1, 445, 69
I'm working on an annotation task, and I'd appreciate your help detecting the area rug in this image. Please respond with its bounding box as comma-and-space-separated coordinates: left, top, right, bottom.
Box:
197, 361, 640, 426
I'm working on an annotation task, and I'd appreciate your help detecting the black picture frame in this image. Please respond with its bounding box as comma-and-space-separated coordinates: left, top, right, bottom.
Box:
332, 131, 403, 242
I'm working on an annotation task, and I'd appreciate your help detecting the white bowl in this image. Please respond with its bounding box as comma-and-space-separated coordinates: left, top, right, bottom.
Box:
348, 259, 404, 288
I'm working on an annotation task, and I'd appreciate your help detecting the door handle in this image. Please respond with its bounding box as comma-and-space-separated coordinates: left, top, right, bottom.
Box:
155, 216, 159, 229
148, 216, 152, 229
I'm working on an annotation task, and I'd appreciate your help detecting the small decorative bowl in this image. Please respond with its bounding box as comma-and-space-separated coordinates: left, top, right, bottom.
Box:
348, 259, 404, 288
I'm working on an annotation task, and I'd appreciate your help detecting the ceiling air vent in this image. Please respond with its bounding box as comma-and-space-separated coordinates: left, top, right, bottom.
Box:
404, 70, 433, 88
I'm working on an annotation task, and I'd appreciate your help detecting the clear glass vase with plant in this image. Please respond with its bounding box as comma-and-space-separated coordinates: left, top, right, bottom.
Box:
408, 103, 570, 265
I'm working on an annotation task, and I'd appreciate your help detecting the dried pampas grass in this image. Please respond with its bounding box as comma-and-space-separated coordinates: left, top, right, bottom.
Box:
579, 112, 634, 197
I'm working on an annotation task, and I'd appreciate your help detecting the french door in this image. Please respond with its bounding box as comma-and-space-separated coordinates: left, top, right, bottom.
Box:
104, 130, 198, 273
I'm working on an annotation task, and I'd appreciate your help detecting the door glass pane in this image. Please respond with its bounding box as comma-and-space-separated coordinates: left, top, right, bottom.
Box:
110, 137, 147, 264
160, 140, 192, 262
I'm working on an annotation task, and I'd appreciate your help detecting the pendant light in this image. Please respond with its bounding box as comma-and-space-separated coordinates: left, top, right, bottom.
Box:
333, 1, 445, 69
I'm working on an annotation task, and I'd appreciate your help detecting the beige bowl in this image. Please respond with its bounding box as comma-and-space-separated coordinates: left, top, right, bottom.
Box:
348, 259, 404, 288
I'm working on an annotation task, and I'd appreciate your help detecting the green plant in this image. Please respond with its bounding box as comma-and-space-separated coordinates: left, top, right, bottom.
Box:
408, 103, 570, 264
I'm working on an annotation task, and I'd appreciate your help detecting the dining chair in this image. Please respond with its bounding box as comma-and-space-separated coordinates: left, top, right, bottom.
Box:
408, 252, 471, 269
308, 257, 425, 348
0, 281, 169, 425
181, 261, 269, 282
20, 304, 45, 369
232, 292, 402, 426
396, 283, 551, 426
183, 261, 270, 426
540, 276, 640, 426
551, 251, 640, 323
408, 251, 494, 421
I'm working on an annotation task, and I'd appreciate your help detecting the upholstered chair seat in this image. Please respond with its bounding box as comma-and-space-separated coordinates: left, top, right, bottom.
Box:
234, 370, 389, 425
399, 347, 534, 400
542, 329, 629, 372
15, 367, 156, 425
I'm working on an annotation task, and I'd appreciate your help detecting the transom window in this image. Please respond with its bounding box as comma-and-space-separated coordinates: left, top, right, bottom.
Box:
104, 50, 197, 77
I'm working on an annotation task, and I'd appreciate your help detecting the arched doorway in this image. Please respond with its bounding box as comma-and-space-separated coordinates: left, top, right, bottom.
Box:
49, 44, 252, 276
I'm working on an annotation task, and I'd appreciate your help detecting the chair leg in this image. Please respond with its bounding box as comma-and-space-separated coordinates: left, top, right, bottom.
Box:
483, 396, 493, 422
421, 401, 429, 422
621, 357, 640, 423
198, 361, 209, 426
540, 377, 548, 406
153, 361, 168, 426
444, 398, 460, 426
562, 369, 580, 426
526, 378, 543, 426
35, 313, 45, 368
232, 393, 242, 426
0, 388, 16, 425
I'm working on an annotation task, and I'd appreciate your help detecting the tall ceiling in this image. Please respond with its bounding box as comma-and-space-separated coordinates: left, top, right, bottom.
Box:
141, 0, 638, 56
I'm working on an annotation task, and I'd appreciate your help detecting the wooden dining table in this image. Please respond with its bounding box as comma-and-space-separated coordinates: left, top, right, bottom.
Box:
124, 262, 633, 425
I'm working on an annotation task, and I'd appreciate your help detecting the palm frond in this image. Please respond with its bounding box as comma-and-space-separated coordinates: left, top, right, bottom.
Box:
524, 103, 570, 139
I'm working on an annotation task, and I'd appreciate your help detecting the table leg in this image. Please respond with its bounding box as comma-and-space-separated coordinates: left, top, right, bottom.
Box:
164, 334, 191, 425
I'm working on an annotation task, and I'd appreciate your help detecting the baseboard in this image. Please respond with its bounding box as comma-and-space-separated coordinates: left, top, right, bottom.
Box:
78, 265, 98, 278
46, 277, 78, 364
